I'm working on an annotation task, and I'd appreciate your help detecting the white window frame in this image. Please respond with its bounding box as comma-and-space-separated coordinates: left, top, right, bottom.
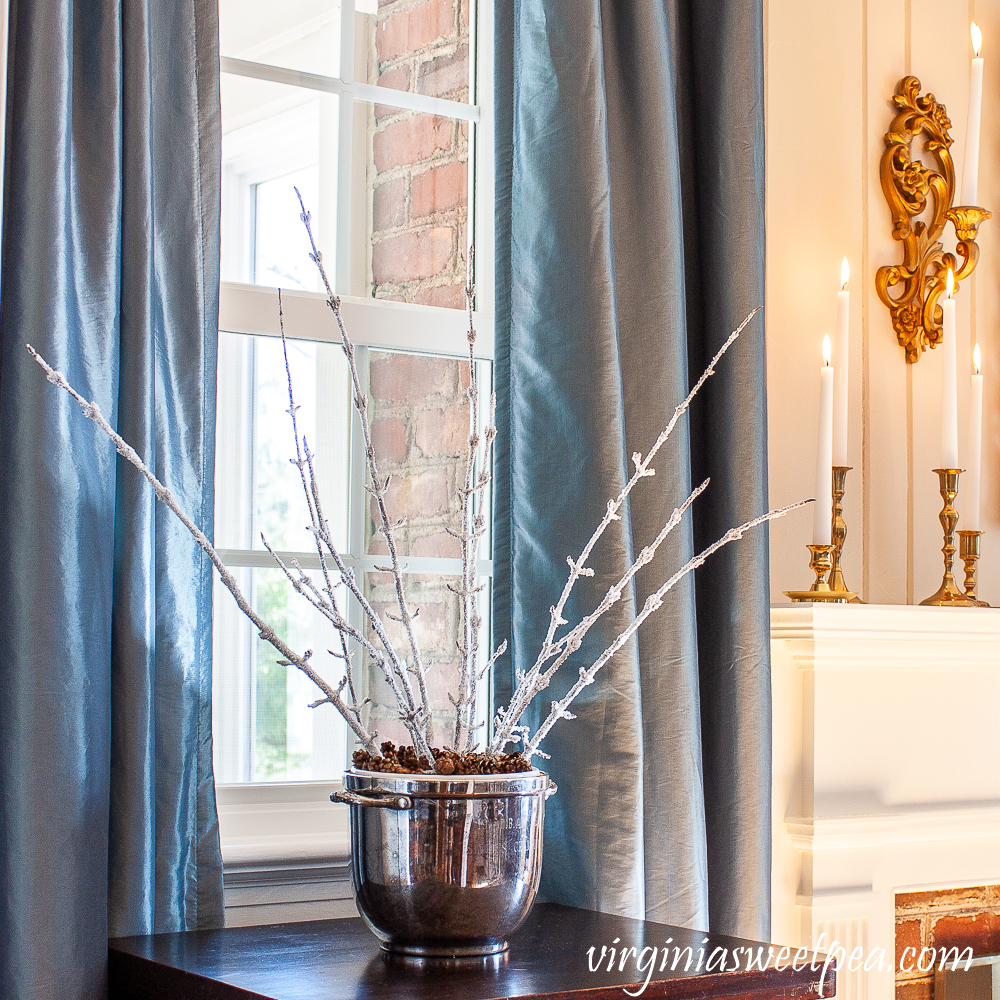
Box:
216, 0, 496, 903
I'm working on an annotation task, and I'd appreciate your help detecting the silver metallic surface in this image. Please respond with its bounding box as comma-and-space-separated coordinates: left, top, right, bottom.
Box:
331, 789, 413, 810
339, 769, 554, 957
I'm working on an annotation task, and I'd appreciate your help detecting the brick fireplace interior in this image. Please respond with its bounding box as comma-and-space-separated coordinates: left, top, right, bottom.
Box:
896, 886, 1000, 998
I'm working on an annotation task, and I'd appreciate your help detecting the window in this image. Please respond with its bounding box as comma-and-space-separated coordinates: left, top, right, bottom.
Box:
212, 0, 495, 875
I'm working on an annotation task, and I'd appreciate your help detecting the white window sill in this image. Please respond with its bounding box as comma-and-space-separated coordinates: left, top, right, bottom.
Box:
217, 780, 351, 867
217, 781, 356, 925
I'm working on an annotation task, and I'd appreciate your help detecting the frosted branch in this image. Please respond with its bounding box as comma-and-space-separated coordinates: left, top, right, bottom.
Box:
490, 309, 759, 753
522, 498, 810, 758
295, 188, 434, 756
453, 247, 494, 752
26, 343, 379, 755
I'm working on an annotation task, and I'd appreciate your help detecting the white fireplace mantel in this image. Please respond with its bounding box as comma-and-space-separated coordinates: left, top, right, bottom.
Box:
771, 604, 1000, 1000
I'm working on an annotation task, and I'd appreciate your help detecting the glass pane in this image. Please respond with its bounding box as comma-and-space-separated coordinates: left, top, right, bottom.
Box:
215, 331, 351, 556
362, 572, 490, 749
212, 343, 496, 781
213, 567, 349, 782
363, 0, 471, 103
361, 349, 493, 753
254, 166, 321, 292
365, 109, 470, 308
220, 74, 337, 288
213, 329, 354, 784
365, 350, 482, 557
219, 0, 341, 79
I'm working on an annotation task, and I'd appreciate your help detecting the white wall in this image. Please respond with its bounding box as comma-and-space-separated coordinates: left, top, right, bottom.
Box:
765, 0, 1000, 607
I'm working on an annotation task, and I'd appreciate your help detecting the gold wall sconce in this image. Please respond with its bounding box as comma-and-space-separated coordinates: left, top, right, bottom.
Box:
876, 76, 991, 363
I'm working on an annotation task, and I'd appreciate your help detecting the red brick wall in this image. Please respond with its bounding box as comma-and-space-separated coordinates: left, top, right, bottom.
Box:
368, 0, 470, 309
364, 351, 472, 746
896, 886, 1000, 999
359, 0, 476, 750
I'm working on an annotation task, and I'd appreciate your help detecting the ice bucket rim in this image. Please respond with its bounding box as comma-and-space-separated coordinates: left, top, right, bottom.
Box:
344, 767, 552, 798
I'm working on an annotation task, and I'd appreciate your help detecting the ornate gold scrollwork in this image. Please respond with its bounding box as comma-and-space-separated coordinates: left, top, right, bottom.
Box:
876, 76, 991, 363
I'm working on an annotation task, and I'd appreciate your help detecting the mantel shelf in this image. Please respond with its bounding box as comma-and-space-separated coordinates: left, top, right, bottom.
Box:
771, 603, 1000, 661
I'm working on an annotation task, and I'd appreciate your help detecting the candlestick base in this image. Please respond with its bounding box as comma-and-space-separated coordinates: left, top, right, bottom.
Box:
957, 529, 989, 607
785, 544, 857, 603
920, 470, 979, 607
830, 466, 864, 603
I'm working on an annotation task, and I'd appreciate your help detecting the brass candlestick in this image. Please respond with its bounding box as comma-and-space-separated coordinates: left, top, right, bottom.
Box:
957, 529, 989, 606
785, 544, 857, 603
830, 466, 862, 602
920, 470, 978, 607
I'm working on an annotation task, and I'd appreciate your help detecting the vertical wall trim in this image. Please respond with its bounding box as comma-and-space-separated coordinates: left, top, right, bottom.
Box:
904, 0, 913, 605
906, 361, 914, 603
970, 0, 977, 363
904, 0, 911, 75
763, 0, 769, 129
861, 0, 870, 604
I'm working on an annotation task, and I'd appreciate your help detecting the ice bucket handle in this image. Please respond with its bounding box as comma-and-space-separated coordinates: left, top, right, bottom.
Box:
331, 789, 414, 810
544, 781, 558, 799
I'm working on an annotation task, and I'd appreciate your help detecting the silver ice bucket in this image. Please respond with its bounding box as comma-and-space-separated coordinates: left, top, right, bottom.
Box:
332, 768, 556, 957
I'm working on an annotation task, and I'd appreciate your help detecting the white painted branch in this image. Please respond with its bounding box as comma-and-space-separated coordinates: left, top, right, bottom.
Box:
490, 309, 759, 753
26, 343, 379, 755
453, 249, 492, 752
295, 189, 433, 758
522, 498, 811, 757
490, 478, 709, 752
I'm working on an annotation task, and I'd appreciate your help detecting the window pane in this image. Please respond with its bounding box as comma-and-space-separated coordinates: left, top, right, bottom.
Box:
362, 572, 490, 749
214, 330, 354, 784
219, 0, 341, 79
215, 332, 351, 557
213, 567, 349, 783
367, 109, 470, 308
363, 0, 471, 103
221, 74, 337, 288
361, 349, 492, 752
254, 166, 320, 291
252, 336, 344, 554
365, 350, 481, 557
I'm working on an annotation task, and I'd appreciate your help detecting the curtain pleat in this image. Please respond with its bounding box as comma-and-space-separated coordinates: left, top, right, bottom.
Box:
0, 0, 224, 995
493, 0, 768, 938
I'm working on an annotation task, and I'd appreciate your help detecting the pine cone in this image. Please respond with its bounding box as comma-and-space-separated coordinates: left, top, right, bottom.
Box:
351, 744, 533, 775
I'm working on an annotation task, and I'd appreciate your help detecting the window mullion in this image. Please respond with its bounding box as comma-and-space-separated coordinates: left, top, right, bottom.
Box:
335, 0, 356, 295
346, 345, 371, 758
472, 0, 495, 315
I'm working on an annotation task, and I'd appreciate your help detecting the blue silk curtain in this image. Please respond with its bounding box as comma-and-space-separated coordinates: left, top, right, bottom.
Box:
493, 0, 769, 938
0, 0, 224, 996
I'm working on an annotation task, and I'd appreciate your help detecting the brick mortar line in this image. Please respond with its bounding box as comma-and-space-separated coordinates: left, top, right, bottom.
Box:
372, 208, 467, 242
896, 905, 1000, 916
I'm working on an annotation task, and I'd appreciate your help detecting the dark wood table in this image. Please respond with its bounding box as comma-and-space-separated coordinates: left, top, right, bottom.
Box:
109, 903, 835, 1000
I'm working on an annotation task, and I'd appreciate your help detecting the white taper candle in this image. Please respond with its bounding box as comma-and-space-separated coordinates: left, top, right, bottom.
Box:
961, 23, 984, 206
814, 335, 834, 546
833, 257, 850, 467
941, 270, 960, 470
967, 344, 984, 530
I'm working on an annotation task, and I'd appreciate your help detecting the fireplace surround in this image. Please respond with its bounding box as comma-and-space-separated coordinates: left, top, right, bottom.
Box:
771, 605, 1000, 1000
